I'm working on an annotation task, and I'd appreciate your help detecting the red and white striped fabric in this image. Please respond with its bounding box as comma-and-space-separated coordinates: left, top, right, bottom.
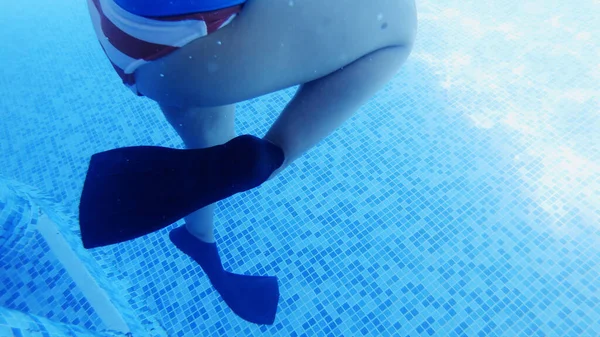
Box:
87, 0, 243, 95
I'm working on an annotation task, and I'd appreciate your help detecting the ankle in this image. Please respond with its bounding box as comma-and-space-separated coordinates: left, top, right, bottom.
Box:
185, 225, 215, 243
262, 137, 289, 181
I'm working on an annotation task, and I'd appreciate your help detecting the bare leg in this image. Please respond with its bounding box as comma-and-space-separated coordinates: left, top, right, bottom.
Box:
265, 44, 414, 179
136, 0, 417, 107
161, 104, 281, 325
160, 104, 236, 242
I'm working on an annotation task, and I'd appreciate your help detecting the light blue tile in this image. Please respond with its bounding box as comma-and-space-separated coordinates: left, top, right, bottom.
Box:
0, 0, 599, 336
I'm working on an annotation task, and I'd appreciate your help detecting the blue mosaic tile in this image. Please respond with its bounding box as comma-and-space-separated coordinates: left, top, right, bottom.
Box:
0, 177, 156, 336
1, 0, 599, 336
0, 179, 108, 333
0, 305, 120, 337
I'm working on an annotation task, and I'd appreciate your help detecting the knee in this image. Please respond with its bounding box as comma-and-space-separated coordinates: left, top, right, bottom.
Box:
387, 0, 418, 48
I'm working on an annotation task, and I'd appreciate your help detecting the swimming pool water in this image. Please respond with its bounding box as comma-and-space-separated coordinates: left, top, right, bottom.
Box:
1, 0, 598, 336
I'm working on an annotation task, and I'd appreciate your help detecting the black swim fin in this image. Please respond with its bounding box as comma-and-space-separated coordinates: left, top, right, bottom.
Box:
79, 135, 284, 249
169, 226, 279, 324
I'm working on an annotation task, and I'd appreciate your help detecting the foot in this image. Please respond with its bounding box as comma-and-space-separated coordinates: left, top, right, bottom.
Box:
169, 225, 279, 325
185, 224, 216, 243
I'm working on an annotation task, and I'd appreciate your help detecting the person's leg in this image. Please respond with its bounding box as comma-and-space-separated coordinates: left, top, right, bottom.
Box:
136, 0, 417, 180
162, 105, 279, 326
160, 104, 236, 242
264, 44, 414, 179
135, 0, 417, 107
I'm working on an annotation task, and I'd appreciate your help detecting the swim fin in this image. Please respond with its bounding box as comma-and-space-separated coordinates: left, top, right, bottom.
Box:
169, 226, 279, 324
79, 135, 284, 249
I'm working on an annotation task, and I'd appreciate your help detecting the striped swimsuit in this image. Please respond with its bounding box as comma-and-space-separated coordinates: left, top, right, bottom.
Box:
87, 0, 245, 95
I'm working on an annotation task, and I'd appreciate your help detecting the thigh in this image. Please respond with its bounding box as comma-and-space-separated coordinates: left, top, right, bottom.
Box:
135, 0, 417, 107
